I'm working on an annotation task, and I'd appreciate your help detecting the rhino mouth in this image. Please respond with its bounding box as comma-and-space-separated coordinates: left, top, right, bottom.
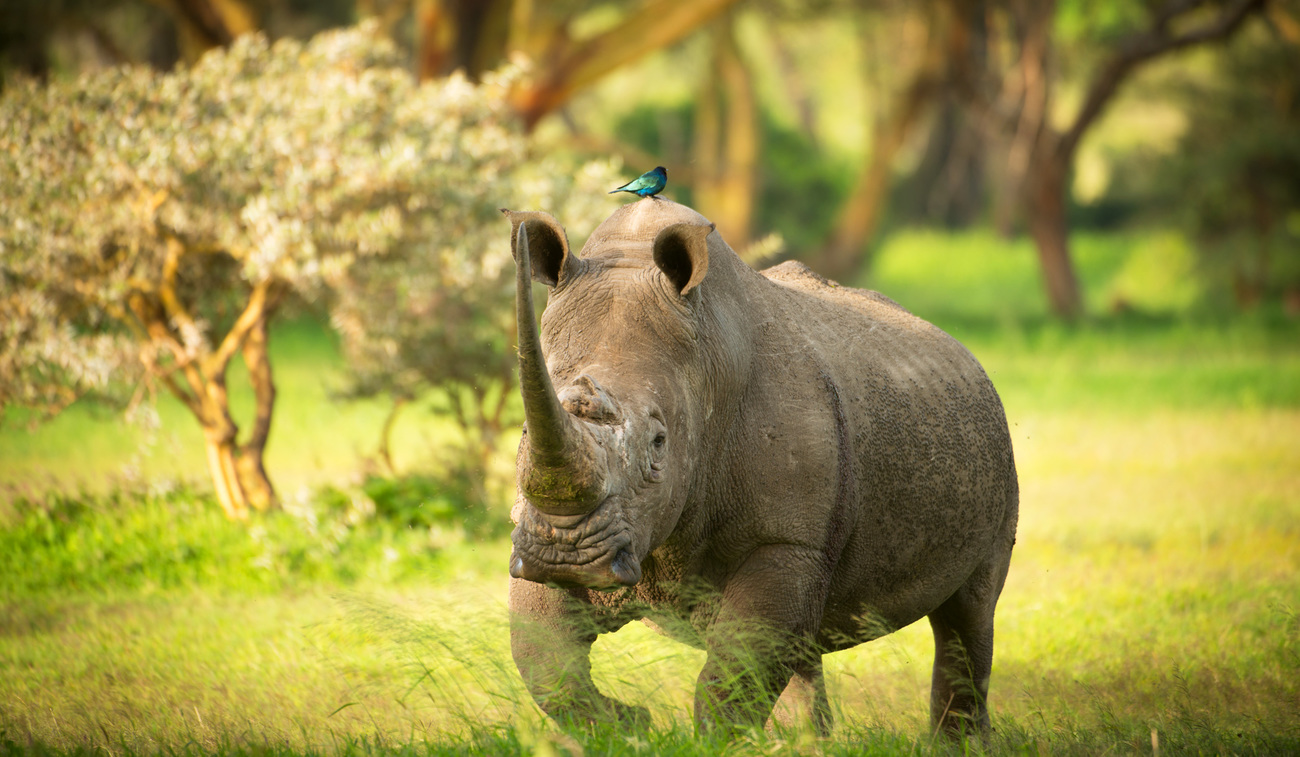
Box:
509, 498, 641, 589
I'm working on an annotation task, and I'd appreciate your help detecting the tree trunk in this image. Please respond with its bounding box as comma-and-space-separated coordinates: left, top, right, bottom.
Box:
1011, 0, 1262, 320
131, 265, 282, 519
236, 315, 277, 512
377, 397, 408, 475
412, 0, 511, 81
415, 0, 451, 81
234, 448, 276, 513
196, 370, 276, 518
815, 96, 923, 281
692, 14, 757, 251
897, 96, 986, 228
510, 0, 741, 129
1023, 149, 1083, 320
204, 427, 247, 519
153, 0, 258, 62
693, 42, 722, 220
815, 7, 947, 282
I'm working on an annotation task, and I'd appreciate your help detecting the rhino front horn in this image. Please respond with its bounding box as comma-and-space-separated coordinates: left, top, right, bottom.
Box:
513, 221, 608, 515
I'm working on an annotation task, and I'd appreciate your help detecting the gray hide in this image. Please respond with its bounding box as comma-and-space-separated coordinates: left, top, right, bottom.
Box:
502, 199, 1018, 737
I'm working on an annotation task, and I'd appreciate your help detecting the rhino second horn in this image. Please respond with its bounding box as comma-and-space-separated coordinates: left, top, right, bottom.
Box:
514, 221, 608, 515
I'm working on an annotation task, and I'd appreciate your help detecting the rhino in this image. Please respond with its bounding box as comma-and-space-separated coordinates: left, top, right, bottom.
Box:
501, 198, 1018, 737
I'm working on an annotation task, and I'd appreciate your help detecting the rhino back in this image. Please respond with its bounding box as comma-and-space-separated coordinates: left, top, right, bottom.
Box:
743, 260, 1017, 642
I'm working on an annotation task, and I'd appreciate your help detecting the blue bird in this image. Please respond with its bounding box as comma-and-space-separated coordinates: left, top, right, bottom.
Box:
609, 166, 667, 198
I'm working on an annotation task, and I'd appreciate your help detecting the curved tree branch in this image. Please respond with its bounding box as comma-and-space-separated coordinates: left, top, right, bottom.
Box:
510, 0, 742, 129
204, 277, 280, 378
1061, 0, 1266, 159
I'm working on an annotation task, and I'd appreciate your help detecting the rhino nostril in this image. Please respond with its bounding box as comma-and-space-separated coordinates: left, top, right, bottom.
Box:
609, 549, 642, 586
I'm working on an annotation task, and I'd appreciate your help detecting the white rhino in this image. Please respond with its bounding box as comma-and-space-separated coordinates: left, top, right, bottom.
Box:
502, 198, 1018, 737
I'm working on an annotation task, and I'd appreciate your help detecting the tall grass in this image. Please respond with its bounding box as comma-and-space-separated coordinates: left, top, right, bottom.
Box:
2, 228, 1298, 755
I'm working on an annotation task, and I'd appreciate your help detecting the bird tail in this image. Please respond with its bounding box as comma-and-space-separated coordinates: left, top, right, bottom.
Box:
608, 189, 622, 194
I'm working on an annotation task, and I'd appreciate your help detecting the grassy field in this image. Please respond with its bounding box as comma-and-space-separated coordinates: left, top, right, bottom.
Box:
2, 229, 1298, 755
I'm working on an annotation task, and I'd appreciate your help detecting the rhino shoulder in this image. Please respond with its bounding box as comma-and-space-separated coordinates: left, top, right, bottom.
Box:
760, 260, 912, 316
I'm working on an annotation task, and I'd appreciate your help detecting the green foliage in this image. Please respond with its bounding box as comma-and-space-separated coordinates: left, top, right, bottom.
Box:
1107, 231, 1203, 313
0, 21, 623, 514
0, 480, 487, 598
328, 154, 619, 502
325, 96, 619, 410
315, 472, 510, 537
1054, 0, 1149, 46
1154, 28, 1300, 307
865, 229, 1300, 413
1, 23, 441, 336
758, 119, 855, 254
612, 103, 852, 255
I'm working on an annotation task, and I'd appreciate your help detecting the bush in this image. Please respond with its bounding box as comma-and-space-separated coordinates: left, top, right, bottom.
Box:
0, 476, 506, 599
314, 472, 511, 538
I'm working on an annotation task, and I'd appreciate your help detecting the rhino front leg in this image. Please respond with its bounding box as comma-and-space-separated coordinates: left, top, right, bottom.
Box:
693, 545, 827, 733
509, 578, 648, 726
771, 657, 833, 736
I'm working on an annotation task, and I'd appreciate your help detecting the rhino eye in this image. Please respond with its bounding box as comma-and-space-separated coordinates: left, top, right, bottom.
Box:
652, 432, 666, 450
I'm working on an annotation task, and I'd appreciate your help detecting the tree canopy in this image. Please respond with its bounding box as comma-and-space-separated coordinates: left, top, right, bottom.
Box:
0, 22, 618, 517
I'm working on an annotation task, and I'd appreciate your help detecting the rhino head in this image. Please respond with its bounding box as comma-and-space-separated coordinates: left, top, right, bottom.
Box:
502, 201, 723, 591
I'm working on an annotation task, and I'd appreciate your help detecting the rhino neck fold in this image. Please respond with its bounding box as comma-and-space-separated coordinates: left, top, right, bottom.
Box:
515, 222, 608, 515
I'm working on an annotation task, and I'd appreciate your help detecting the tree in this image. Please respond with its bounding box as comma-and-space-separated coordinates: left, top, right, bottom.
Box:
329, 158, 620, 503
691, 9, 759, 251
407, 0, 742, 128
815, 2, 954, 281
950, 0, 1267, 319
1158, 18, 1300, 309
0, 23, 565, 518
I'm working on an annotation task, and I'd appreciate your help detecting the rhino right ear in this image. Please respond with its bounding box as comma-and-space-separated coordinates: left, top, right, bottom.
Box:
501, 209, 577, 287
653, 222, 714, 296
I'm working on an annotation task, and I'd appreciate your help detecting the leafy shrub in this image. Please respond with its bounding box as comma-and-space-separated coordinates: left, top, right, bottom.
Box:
1106, 231, 1204, 314
0, 22, 620, 517
315, 472, 511, 538
0, 478, 505, 599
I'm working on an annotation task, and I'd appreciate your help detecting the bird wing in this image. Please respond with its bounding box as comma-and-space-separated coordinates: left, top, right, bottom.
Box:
609, 177, 646, 194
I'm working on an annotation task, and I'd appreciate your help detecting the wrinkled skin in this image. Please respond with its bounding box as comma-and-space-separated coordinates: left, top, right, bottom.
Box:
502, 200, 1018, 738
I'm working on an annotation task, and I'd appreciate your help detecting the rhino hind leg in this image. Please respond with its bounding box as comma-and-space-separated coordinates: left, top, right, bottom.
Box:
771, 657, 833, 737
925, 558, 1008, 739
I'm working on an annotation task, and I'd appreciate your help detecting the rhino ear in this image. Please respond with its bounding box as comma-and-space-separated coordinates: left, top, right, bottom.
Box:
501, 209, 577, 287
653, 222, 714, 296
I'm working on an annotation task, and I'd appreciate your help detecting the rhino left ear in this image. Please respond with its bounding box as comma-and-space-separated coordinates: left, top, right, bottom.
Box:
501, 209, 577, 287
653, 222, 714, 296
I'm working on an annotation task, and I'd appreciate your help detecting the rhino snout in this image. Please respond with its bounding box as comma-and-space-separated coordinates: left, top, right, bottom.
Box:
509, 546, 641, 589
510, 499, 641, 590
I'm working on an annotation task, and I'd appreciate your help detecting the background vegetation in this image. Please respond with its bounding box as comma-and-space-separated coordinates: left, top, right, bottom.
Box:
2, 0, 1298, 754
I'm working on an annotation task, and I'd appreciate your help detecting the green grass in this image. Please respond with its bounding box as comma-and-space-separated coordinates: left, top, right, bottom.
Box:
2, 228, 1299, 755
867, 228, 1300, 415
